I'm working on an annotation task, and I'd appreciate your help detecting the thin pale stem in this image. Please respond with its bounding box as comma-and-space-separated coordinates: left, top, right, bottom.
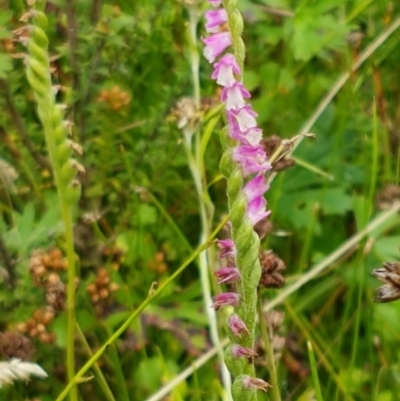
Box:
186, 4, 232, 398
185, 145, 232, 399
257, 296, 281, 401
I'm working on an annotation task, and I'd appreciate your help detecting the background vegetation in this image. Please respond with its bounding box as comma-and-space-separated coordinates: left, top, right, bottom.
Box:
1, 0, 400, 400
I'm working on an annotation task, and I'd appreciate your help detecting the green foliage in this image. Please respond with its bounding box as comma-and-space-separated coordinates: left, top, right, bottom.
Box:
0, 0, 400, 400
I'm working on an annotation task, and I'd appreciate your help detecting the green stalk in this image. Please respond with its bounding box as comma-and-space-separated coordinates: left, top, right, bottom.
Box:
307, 341, 324, 401
25, 3, 82, 400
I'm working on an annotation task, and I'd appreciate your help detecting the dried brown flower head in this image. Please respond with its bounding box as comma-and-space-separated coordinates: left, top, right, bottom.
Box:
372, 262, 400, 303
0, 332, 35, 361
254, 217, 273, 240
259, 250, 286, 288
0, 159, 18, 193
376, 184, 400, 209
174, 97, 199, 137
261, 135, 295, 172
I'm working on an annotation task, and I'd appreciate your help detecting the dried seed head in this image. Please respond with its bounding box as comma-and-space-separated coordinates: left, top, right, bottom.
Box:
347, 31, 364, 49
372, 262, 400, 303
264, 310, 285, 331
0, 332, 35, 361
174, 97, 199, 138
0, 159, 18, 192
87, 268, 120, 313
261, 135, 295, 172
259, 250, 286, 288
254, 217, 273, 239
376, 184, 400, 209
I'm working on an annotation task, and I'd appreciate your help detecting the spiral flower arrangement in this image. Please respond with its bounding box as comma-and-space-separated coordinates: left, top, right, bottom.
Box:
203, 0, 272, 399
23, 1, 83, 398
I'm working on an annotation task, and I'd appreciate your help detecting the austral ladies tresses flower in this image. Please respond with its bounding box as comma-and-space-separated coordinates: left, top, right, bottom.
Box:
243, 174, 269, 201
228, 105, 259, 132
216, 239, 236, 258
228, 314, 250, 338
211, 292, 240, 310
230, 345, 258, 360
208, 0, 222, 6
247, 195, 270, 226
214, 267, 241, 284
212, 54, 241, 87
232, 145, 271, 176
221, 82, 251, 111
205, 9, 228, 33
202, 32, 232, 63
241, 376, 272, 392
230, 126, 263, 146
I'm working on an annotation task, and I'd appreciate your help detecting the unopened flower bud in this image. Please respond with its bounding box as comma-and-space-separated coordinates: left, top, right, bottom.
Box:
228, 314, 249, 338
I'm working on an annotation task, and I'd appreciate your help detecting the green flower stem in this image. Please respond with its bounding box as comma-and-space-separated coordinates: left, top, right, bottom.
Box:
55, 216, 230, 401
218, 1, 262, 399
25, 3, 80, 401
184, 142, 232, 398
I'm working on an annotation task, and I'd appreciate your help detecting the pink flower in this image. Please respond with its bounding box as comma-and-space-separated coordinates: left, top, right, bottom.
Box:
228, 105, 258, 132
243, 174, 269, 201
205, 9, 228, 33
241, 376, 272, 392
212, 54, 241, 87
211, 292, 240, 310
228, 314, 250, 338
231, 345, 258, 359
216, 239, 236, 258
221, 82, 251, 111
202, 32, 232, 63
232, 145, 271, 176
214, 267, 241, 284
229, 126, 263, 146
208, 0, 222, 6
247, 195, 270, 226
